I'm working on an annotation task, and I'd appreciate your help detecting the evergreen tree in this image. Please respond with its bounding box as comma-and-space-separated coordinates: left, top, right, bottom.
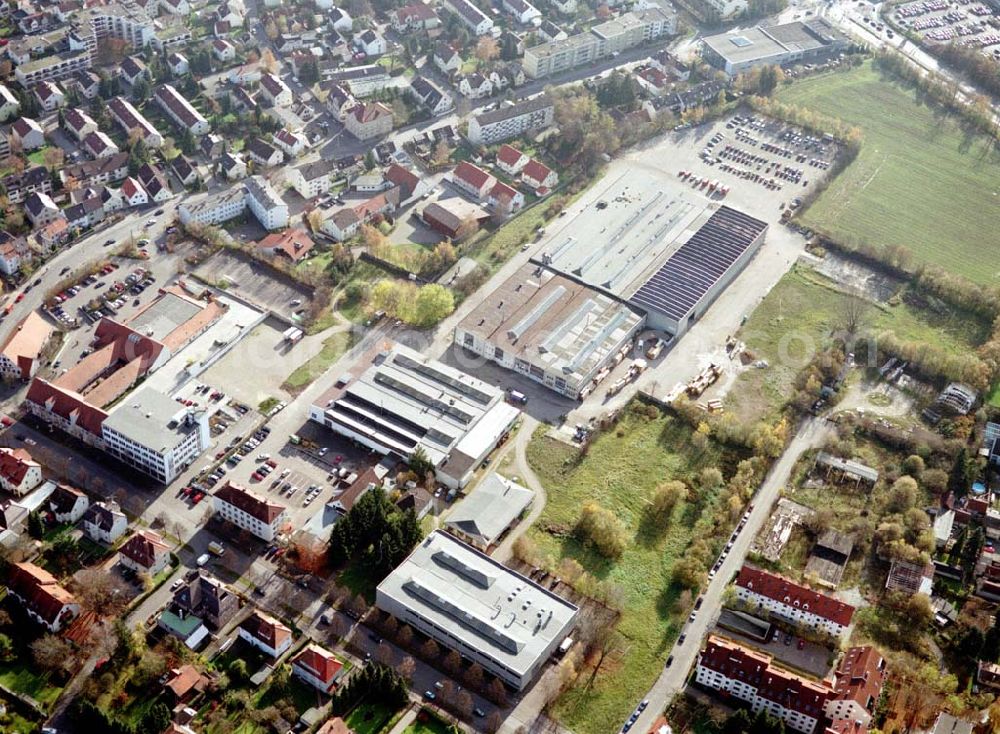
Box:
27, 510, 43, 539
949, 448, 971, 498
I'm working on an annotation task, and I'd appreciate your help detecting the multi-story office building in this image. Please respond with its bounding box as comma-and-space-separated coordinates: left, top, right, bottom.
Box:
377, 531, 578, 690
101, 387, 210, 483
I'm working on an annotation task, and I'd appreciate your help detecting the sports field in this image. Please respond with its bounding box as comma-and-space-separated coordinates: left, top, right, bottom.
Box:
777, 61, 1000, 285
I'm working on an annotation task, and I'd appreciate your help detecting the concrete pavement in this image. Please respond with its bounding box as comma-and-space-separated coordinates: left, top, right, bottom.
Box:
628, 416, 835, 734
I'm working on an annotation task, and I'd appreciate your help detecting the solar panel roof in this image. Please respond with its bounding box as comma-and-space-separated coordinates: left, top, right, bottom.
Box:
629, 206, 767, 323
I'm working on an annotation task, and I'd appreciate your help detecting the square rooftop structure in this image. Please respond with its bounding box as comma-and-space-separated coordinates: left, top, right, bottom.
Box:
376, 530, 578, 690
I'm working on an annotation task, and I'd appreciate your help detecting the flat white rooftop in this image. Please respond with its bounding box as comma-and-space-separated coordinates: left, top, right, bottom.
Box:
140, 285, 265, 397
377, 530, 578, 680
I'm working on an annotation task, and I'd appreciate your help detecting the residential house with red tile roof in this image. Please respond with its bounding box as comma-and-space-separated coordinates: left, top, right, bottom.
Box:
257, 228, 315, 262
82, 130, 120, 160
452, 161, 496, 200
163, 665, 209, 703
496, 144, 529, 175
6, 562, 79, 631
344, 102, 393, 141
391, 2, 440, 31
0, 447, 42, 496
64, 107, 98, 141
11, 117, 45, 150
260, 72, 292, 107
120, 176, 149, 207
273, 129, 307, 158
735, 565, 856, 638
823, 645, 886, 733
521, 159, 558, 191
292, 644, 344, 692
120, 529, 171, 575
238, 610, 293, 658
0, 311, 54, 381
213, 482, 287, 541
488, 180, 524, 213
385, 163, 421, 200
34, 80, 65, 111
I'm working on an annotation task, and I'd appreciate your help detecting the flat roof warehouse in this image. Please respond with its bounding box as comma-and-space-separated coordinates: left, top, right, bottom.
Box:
310, 343, 520, 489
376, 530, 578, 690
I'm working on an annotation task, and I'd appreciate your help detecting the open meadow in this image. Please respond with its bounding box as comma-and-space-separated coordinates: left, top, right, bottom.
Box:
526, 408, 749, 734
777, 61, 1000, 285
726, 264, 990, 423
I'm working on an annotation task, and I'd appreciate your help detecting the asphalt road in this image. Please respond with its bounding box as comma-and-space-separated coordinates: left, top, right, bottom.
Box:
628, 416, 835, 734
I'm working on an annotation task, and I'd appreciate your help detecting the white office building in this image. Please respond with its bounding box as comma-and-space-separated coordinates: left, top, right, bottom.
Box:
376, 531, 579, 690
101, 388, 210, 483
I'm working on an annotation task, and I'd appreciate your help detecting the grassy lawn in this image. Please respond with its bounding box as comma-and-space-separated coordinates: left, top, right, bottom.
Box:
404, 709, 459, 733
0, 661, 63, 708
466, 203, 547, 269
777, 60, 1000, 285
281, 330, 356, 394
526, 408, 747, 734
345, 701, 400, 734
27, 147, 50, 166
728, 264, 989, 422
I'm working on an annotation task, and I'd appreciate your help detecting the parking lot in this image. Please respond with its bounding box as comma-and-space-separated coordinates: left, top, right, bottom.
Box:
43, 245, 191, 374
209, 417, 384, 529
892, 0, 1000, 60
191, 249, 313, 322
680, 113, 841, 208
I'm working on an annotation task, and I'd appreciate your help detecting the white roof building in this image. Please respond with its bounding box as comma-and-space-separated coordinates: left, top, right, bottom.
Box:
376, 530, 578, 690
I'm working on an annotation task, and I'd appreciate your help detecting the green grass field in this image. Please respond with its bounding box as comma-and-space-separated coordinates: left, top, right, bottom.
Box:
344, 701, 399, 734
728, 265, 989, 422
777, 61, 1000, 285
281, 330, 356, 394
527, 409, 746, 734
0, 662, 62, 708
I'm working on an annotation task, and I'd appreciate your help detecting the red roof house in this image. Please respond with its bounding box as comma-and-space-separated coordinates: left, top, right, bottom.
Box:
292, 644, 344, 692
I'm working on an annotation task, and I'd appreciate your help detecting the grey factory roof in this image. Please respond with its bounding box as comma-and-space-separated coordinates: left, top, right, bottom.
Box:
377, 530, 578, 678
102, 387, 202, 450
459, 263, 642, 385
128, 291, 203, 342
313, 342, 518, 468
445, 473, 533, 547
540, 177, 714, 299
702, 19, 846, 65
629, 205, 767, 322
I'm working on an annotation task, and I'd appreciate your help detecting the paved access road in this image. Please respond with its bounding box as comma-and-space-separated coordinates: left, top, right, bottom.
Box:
629, 417, 835, 734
